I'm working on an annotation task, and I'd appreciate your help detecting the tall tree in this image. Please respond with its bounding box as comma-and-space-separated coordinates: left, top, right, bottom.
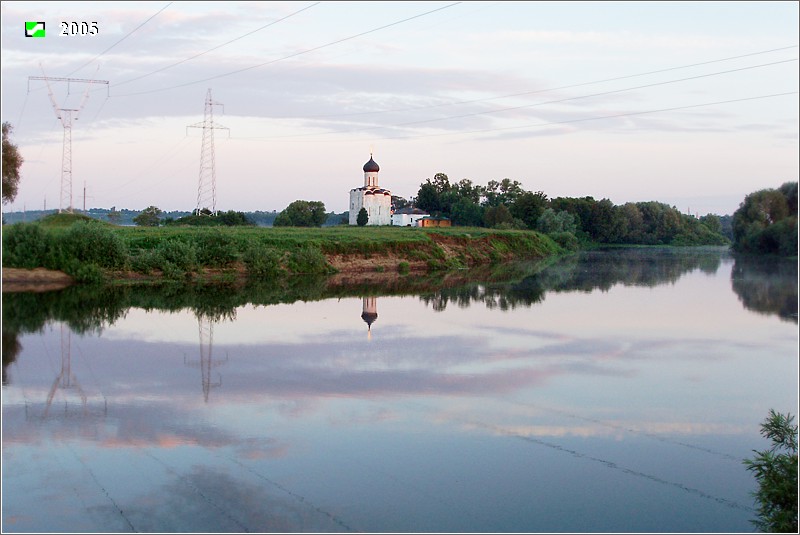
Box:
733, 184, 798, 255
274, 200, 328, 227
484, 178, 523, 207
510, 190, 548, 229
484, 204, 514, 228
391, 195, 410, 210
133, 206, 162, 227
450, 197, 484, 227
2, 122, 23, 204
415, 181, 441, 214
356, 207, 368, 226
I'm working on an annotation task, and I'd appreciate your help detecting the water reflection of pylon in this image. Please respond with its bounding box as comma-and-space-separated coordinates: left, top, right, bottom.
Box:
38, 324, 106, 420
184, 314, 228, 402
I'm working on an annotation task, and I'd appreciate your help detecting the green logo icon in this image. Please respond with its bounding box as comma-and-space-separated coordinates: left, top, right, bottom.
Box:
25, 22, 45, 38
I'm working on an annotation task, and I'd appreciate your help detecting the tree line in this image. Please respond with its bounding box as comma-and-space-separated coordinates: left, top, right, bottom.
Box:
410, 173, 729, 248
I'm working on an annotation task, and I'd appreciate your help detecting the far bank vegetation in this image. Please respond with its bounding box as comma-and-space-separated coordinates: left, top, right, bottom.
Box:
1, 214, 562, 284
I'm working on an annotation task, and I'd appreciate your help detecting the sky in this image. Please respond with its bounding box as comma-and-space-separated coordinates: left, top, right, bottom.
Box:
1, 1, 798, 216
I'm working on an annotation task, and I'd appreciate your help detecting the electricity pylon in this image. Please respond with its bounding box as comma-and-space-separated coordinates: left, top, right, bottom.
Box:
28, 67, 109, 213
186, 89, 228, 216
184, 313, 228, 402
43, 325, 87, 418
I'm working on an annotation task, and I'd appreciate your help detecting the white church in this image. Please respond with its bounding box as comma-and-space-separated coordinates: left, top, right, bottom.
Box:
349, 154, 393, 226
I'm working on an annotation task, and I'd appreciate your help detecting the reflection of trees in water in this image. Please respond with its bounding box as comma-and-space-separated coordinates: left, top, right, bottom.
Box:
1, 284, 243, 337
421, 248, 727, 312
2, 330, 21, 385
731, 255, 798, 323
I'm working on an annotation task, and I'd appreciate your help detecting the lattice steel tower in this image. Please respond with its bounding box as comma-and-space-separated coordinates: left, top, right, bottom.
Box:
28, 68, 108, 213
184, 313, 228, 402
187, 89, 228, 216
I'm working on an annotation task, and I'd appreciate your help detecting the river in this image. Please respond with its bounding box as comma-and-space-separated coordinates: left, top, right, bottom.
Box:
2, 247, 797, 533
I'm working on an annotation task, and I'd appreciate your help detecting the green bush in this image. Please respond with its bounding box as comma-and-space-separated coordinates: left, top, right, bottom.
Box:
130, 250, 162, 275
154, 239, 197, 272
242, 245, 283, 279
192, 230, 238, 266
548, 231, 579, 252
62, 221, 128, 269
1, 223, 50, 268
287, 246, 333, 274
160, 261, 189, 281
398, 261, 410, 275
68, 262, 105, 284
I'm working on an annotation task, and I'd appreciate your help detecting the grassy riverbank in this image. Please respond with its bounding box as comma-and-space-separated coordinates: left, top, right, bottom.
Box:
2, 213, 564, 285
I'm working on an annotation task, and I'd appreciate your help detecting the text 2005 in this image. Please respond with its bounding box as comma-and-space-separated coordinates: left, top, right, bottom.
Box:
60, 22, 99, 36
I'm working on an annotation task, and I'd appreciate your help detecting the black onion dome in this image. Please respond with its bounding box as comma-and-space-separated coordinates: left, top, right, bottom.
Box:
363, 156, 380, 173
361, 311, 378, 327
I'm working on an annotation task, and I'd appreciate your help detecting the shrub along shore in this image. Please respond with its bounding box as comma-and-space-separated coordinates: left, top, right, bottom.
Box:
2, 214, 564, 287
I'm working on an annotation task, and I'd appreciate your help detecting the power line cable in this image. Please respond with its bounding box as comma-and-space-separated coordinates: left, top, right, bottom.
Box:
114, 2, 321, 87
234, 91, 797, 143
375, 91, 800, 141
112, 1, 463, 97
91, 136, 195, 197
66, 2, 174, 77
390, 58, 798, 129
233, 59, 797, 140
14, 91, 29, 132
288, 45, 799, 119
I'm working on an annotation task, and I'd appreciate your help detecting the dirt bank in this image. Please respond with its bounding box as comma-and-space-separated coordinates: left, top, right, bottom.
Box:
2, 268, 75, 293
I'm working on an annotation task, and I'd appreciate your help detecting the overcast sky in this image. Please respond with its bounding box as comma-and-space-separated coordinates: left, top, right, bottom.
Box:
1, 1, 797, 215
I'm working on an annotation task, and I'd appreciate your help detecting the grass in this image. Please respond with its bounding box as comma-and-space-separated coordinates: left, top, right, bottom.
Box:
3, 218, 563, 284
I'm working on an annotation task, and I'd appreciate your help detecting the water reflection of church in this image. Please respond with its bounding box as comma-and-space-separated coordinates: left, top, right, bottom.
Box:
361, 297, 378, 339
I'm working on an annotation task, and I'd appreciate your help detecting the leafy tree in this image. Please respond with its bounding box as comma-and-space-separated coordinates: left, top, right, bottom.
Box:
587, 198, 625, 243
415, 181, 441, 214
133, 205, 162, 227
619, 202, 644, 243
2, 122, 23, 204
484, 204, 514, 228
453, 178, 482, 204
392, 195, 410, 210
450, 197, 484, 227
699, 214, 722, 234
356, 207, 368, 226
551, 196, 596, 235
273, 200, 327, 227
536, 208, 577, 235
510, 190, 549, 229
216, 210, 253, 226
483, 178, 523, 207
637, 201, 681, 244
431, 172, 451, 193
733, 184, 798, 255
779, 182, 798, 216
743, 410, 798, 533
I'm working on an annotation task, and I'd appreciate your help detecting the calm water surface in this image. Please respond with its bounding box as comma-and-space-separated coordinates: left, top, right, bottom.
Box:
2, 248, 797, 533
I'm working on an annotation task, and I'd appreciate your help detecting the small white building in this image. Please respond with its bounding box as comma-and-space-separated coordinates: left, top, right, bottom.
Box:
349, 155, 392, 226
391, 207, 430, 227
